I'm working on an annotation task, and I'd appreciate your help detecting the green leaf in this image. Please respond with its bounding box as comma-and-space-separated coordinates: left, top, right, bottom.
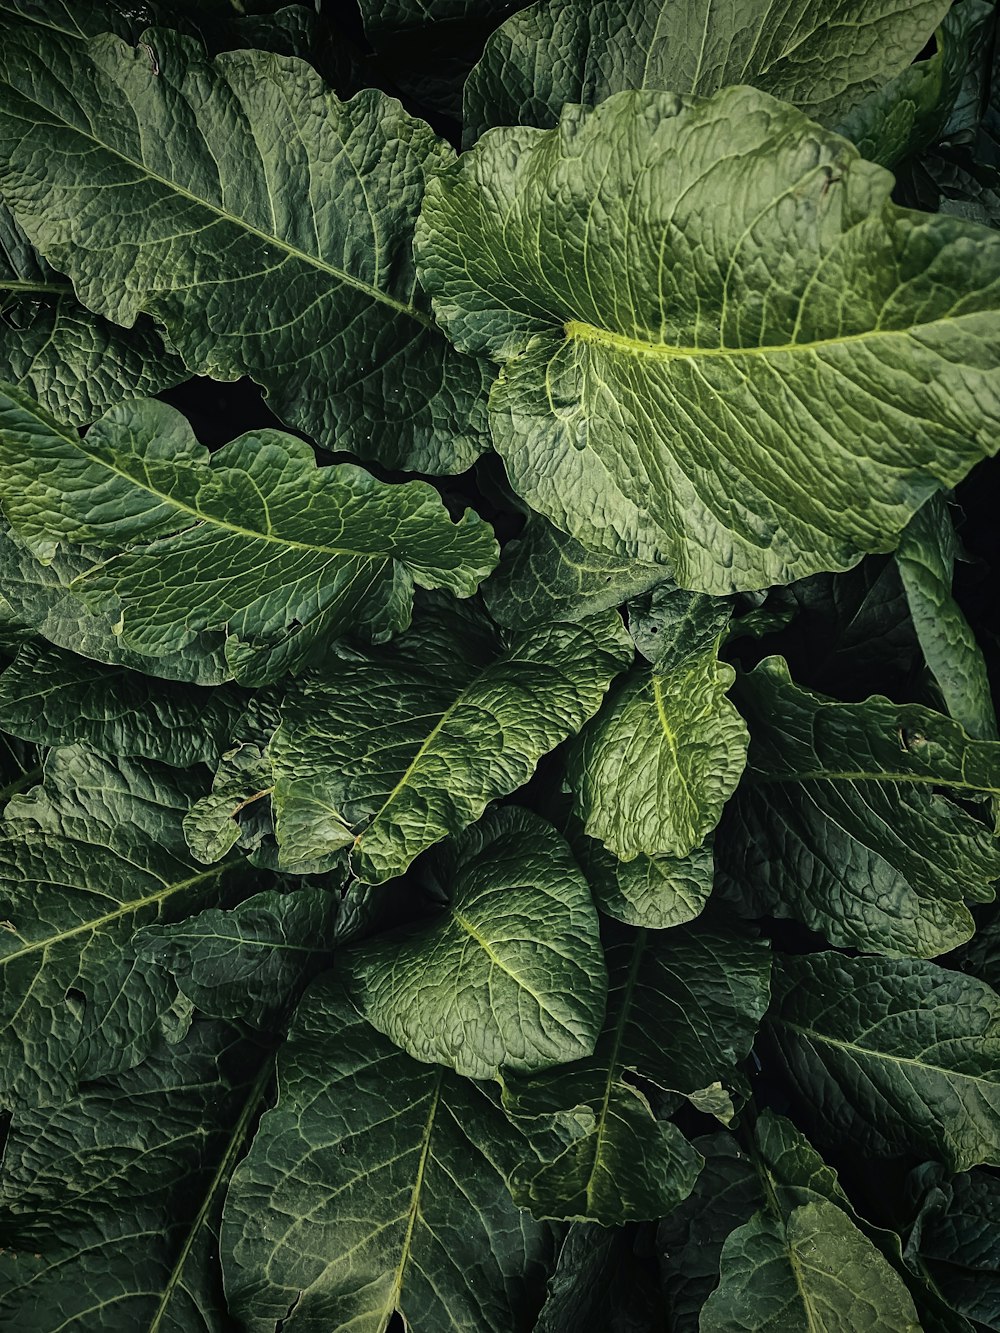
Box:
719, 656, 1000, 957
0, 639, 248, 767
464, 0, 949, 142
222, 975, 556, 1333
0, 23, 489, 473
895, 494, 998, 740
768, 950, 1000, 1171
533, 1224, 658, 1333
417, 86, 1000, 594
0, 1021, 274, 1332
905, 1164, 1000, 1329
0, 745, 255, 1106
569, 588, 747, 860
0, 390, 498, 685
342, 807, 606, 1080
268, 598, 632, 881
573, 826, 714, 930
135, 886, 340, 1031
500, 923, 770, 1222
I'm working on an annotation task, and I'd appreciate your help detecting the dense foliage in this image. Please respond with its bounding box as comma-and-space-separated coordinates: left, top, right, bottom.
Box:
1, 0, 999, 1328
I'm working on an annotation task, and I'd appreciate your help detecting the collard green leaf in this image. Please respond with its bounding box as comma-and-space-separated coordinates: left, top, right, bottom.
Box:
533, 1224, 658, 1333
0, 639, 247, 767
570, 586, 746, 859
0, 390, 498, 685
342, 807, 606, 1080
0, 23, 489, 473
896, 494, 998, 740
719, 656, 1000, 957
0, 1021, 274, 1333
905, 1164, 1000, 1329
464, 0, 948, 142
501, 923, 770, 1222
0, 745, 254, 1106
268, 599, 631, 881
768, 951, 1000, 1171
417, 86, 1000, 595
222, 975, 556, 1333
135, 886, 339, 1031
574, 826, 714, 930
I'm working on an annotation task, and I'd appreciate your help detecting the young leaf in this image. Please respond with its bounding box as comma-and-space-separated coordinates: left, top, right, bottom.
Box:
0, 390, 498, 685
719, 656, 1000, 957
268, 599, 632, 881
573, 827, 714, 931
0, 23, 489, 472
222, 975, 556, 1333
417, 86, 1000, 594
768, 951, 1000, 1171
342, 807, 607, 1080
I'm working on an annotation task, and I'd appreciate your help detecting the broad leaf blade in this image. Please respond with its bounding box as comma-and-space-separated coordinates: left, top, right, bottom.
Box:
574, 827, 714, 930
905, 1165, 1000, 1328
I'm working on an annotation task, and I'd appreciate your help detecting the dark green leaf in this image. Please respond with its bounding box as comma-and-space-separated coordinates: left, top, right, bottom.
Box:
905, 1163, 1000, 1329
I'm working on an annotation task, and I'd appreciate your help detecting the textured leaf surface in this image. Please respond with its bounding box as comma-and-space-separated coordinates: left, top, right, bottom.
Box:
501, 924, 770, 1222
0, 639, 247, 767
574, 827, 714, 930
269, 599, 631, 881
905, 1165, 1000, 1329
0, 390, 498, 685
465, 0, 948, 139
769, 951, 1000, 1170
719, 656, 1000, 956
533, 1224, 658, 1333
222, 975, 556, 1333
0, 23, 488, 472
343, 808, 606, 1079
570, 587, 746, 859
417, 86, 1000, 593
0, 1022, 274, 1333
0, 745, 252, 1106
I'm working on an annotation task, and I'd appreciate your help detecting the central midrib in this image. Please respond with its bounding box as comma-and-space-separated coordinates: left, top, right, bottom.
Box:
586, 933, 645, 1210
563, 317, 920, 362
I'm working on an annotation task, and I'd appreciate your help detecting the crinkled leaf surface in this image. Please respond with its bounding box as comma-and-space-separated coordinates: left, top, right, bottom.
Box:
342, 807, 606, 1080
500, 923, 770, 1222
0, 1021, 274, 1333
464, 0, 948, 140
905, 1165, 1000, 1328
0, 745, 253, 1106
0, 639, 247, 767
570, 586, 746, 859
768, 951, 1000, 1171
0, 23, 489, 472
573, 825, 714, 930
222, 975, 556, 1333
0, 390, 498, 685
268, 598, 631, 881
417, 86, 1000, 594
719, 656, 1000, 957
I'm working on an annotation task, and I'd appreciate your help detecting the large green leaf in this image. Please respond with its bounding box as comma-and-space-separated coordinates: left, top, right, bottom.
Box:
718, 656, 1000, 957
267, 598, 631, 881
768, 951, 1000, 1171
0, 639, 247, 767
342, 807, 606, 1080
222, 975, 556, 1333
500, 923, 770, 1223
905, 1164, 1000, 1329
0, 745, 255, 1106
569, 586, 747, 859
0, 22, 489, 473
572, 823, 714, 930
0, 390, 498, 685
0, 1021, 274, 1332
417, 86, 1000, 595
464, 0, 948, 140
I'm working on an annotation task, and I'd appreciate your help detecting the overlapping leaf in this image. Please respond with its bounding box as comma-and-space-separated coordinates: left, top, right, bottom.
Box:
572, 824, 714, 930
905, 1163, 1000, 1329
418, 86, 1000, 594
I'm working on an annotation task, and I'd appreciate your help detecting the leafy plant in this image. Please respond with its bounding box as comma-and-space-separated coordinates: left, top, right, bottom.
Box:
0, 1, 999, 1329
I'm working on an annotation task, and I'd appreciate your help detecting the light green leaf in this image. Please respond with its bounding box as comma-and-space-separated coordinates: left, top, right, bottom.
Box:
768, 951, 1000, 1171
0, 745, 255, 1106
417, 86, 1000, 594
569, 588, 747, 860
719, 656, 1000, 957
896, 494, 998, 740
465, 0, 948, 141
573, 827, 714, 930
0, 23, 488, 472
0, 390, 498, 685
268, 598, 632, 881
0, 639, 248, 768
222, 975, 557, 1333
500, 923, 770, 1222
0, 1021, 274, 1332
342, 807, 606, 1080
